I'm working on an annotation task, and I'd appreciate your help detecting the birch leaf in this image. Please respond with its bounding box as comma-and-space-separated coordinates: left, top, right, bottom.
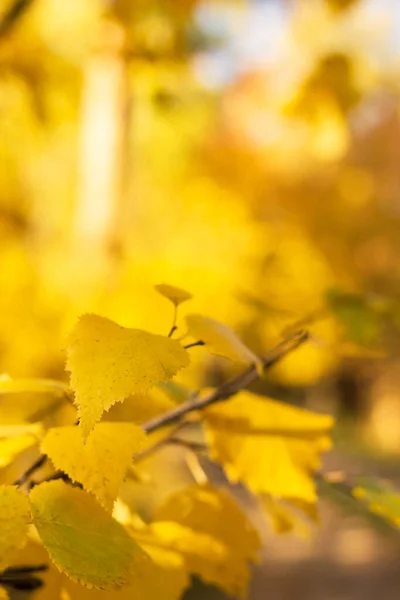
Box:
0, 485, 30, 571
0, 376, 69, 396
0, 423, 42, 468
105, 390, 175, 426
66, 315, 190, 437
186, 314, 260, 365
149, 483, 261, 598
155, 284, 193, 306
61, 548, 189, 600
30, 481, 150, 590
205, 391, 333, 503
41, 422, 146, 511
0, 434, 39, 468
262, 496, 317, 538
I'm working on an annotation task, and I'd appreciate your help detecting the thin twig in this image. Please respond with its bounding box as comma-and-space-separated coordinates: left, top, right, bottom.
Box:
133, 422, 187, 463
167, 305, 178, 337
142, 329, 309, 434
183, 340, 205, 350
0, 0, 34, 37
168, 439, 207, 452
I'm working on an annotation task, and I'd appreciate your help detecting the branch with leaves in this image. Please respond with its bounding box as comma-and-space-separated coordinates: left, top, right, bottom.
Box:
143, 329, 309, 433
14, 327, 309, 486
1, 284, 400, 600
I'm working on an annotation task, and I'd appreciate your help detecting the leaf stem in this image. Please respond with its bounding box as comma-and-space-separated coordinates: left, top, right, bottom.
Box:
167, 305, 178, 337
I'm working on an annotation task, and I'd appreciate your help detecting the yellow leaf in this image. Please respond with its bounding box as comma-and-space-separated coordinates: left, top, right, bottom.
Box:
61, 498, 190, 600
41, 423, 146, 512
0, 377, 67, 424
0, 423, 42, 438
29, 481, 150, 590
136, 522, 226, 574
205, 392, 333, 503
134, 548, 189, 600
155, 284, 193, 306
105, 389, 175, 426
262, 496, 317, 538
0, 376, 69, 396
62, 547, 189, 600
148, 483, 261, 598
66, 315, 190, 437
186, 314, 260, 365
289, 497, 319, 523
0, 485, 30, 571
0, 394, 64, 425
0, 587, 9, 599
0, 426, 42, 470
0, 434, 39, 468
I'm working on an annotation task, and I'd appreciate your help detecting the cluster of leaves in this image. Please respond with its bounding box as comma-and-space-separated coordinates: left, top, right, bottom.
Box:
0, 282, 391, 600
3, 281, 400, 600
0, 284, 336, 598
1, 284, 400, 599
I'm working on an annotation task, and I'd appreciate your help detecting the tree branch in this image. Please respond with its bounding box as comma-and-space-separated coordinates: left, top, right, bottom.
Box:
0, 0, 34, 37
15, 329, 309, 487
142, 329, 309, 434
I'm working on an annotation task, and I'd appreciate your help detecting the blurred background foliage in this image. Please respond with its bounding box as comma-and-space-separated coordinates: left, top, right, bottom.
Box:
1, 0, 400, 454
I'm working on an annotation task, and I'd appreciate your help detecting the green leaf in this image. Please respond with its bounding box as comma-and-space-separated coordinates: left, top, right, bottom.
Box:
30, 481, 151, 590
352, 478, 400, 527
326, 289, 381, 346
